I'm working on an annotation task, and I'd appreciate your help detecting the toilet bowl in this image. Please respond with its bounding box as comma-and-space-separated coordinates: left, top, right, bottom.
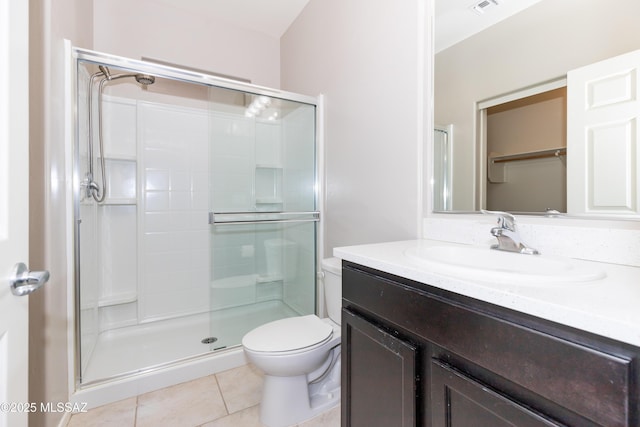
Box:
242, 257, 342, 427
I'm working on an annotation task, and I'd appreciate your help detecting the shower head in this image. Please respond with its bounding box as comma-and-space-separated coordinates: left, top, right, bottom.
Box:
98, 65, 112, 80
135, 74, 155, 85
97, 65, 155, 86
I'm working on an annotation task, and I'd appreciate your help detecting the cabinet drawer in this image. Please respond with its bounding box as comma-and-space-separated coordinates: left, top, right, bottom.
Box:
343, 263, 635, 427
431, 360, 564, 427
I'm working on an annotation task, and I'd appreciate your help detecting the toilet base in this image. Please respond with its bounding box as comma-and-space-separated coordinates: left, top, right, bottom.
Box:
259, 355, 341, 427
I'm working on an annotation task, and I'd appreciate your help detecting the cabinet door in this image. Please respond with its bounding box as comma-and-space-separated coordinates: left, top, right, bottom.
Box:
342, 309, 418, 427
431, 360, 564, 427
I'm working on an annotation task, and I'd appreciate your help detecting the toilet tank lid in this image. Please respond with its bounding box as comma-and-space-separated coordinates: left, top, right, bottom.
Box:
242, 315, 333, 353
322, 257, 342, 275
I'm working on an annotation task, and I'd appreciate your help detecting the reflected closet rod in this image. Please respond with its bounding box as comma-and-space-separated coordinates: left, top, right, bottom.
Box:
491, 147, 566, 164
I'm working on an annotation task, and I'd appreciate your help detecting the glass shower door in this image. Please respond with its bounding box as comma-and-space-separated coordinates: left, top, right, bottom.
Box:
433, 126, 452, 211
207, 91, 318, 351
73, 49, 320, 387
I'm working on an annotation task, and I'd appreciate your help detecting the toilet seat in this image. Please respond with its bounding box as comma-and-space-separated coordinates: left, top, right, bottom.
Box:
242, 314, 333, 353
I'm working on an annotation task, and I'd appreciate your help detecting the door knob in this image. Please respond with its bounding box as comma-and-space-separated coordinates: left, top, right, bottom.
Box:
9, 263, 50, 296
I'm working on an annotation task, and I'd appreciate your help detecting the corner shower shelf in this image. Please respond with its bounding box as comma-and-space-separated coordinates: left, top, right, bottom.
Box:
101, 154, 137, 162
101, 198, 137, 205
255, 164, 283, 169
255, 198, 283, 204
255, 165, 283, 206
257, 274, 283, 283
98, 292, 137, 307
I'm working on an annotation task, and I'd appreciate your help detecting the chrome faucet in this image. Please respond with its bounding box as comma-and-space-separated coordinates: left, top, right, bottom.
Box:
482, 210, 539, 255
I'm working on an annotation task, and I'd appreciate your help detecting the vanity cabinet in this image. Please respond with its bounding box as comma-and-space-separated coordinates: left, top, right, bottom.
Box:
341, 261, 640, 427
342, 311, 417, 426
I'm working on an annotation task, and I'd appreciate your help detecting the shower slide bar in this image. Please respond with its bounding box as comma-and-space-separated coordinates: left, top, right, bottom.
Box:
209, 211, 320, 226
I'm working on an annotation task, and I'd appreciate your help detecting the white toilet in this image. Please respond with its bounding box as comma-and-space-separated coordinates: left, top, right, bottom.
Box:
242, 257, 342, 427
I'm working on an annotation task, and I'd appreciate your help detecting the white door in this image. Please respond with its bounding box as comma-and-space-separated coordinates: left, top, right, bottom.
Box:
0, 1, 39, 426
567, 49, 640, 216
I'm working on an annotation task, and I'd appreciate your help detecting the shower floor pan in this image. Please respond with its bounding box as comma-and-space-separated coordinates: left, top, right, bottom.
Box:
81, 300, 298, 384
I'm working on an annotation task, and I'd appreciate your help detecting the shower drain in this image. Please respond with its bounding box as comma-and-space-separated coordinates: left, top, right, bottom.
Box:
201, 337, 218, 344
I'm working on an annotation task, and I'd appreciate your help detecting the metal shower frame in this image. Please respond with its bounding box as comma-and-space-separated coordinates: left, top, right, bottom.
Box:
70, 46, 322, 388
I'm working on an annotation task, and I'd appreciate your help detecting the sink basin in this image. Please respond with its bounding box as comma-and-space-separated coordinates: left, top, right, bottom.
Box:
404, 245, 606, 286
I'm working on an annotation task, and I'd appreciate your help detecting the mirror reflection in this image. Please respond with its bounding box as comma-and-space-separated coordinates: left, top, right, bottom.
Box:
485, 87, 566, 213
434, 0, 640, 215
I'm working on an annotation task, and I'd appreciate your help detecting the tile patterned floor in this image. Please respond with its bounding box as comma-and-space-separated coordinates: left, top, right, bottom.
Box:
66, 364, 340, 427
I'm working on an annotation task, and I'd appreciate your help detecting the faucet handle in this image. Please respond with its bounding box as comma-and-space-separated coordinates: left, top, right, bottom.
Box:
481, 209, 516, 231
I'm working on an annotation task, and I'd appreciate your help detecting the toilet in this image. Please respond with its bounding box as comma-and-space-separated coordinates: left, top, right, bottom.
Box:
242, 257, 342, 427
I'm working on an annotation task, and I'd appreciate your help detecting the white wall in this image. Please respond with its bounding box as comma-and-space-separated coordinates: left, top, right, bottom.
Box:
281, 0, 428, 254
29, 0, 94, 426
92, 0, 281, 88
435, 0, 640, 211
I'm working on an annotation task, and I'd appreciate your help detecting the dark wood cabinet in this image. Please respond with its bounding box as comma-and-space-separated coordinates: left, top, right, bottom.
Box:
342, 310, 418, 427
341, 261, 640, 427
431, 360, 563, 427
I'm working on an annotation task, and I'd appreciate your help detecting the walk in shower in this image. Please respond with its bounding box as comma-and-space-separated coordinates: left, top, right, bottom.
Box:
72, 48, 319, 388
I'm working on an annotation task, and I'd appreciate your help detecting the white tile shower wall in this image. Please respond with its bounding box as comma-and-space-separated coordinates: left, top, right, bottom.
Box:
77, 73, 99, 366
254, 121, 282, 207
98, 206, 137, 304
139, 101, 210, 322
209, 109, 257, 281
210, 110, 255, 214
102, 97, 137, 158
423, 216, 640, 267
255, 120, 281, 167
99, 97, 139, 331
104, 159, 137, 200
211, 226, 258, 281
282, 105, 316, 212
79, 202, 99, 370
281, 108, 317, 314
283, 224, 316, 315
99, 302, 137, 331
209, 107, 293, 307
98, 205, 137, 333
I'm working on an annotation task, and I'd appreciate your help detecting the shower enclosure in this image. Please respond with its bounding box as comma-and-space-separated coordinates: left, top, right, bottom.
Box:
73, 48, 319, 387
433, 126, 452, 211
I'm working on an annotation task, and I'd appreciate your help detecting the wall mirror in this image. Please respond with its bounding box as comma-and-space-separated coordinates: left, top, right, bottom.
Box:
433, 0, 640, 217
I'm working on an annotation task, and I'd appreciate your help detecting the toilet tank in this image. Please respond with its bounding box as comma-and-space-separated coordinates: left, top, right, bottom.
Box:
321, 257, 343, 325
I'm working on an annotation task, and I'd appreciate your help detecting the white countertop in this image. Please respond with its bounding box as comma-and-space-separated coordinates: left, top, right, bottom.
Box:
334, 239, 640, 347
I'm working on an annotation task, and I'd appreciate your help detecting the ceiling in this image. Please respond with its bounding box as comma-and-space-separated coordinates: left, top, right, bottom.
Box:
435, 0, 542, 53
152, 0, 540, 51
153, 0, 312, 38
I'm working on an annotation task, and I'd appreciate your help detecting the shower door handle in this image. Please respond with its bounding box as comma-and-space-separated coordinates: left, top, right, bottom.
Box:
9, 263, 50, 296
209, 211, 320, 225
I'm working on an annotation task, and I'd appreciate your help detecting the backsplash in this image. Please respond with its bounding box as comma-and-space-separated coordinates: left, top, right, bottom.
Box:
423, 215, 640, 268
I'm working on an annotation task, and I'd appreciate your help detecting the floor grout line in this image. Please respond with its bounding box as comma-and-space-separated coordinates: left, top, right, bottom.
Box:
214, 373, 231, 418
